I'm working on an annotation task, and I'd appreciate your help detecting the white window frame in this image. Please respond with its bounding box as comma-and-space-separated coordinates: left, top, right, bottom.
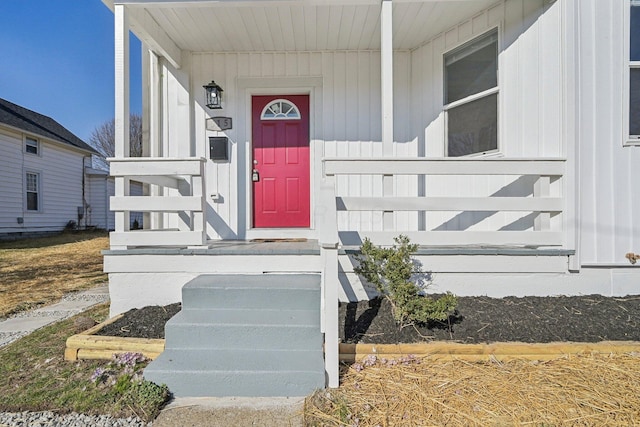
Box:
25, 171, 41, 212
625, 0, 640, 146
443, 28, 500, 157
260, 99, 302, 120
25, 136, 40, 155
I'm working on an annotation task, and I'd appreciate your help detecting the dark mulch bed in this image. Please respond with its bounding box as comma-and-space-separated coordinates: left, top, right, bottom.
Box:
93, 295, 640, 344
341, 295, 640, 344
95, 303, 181, 339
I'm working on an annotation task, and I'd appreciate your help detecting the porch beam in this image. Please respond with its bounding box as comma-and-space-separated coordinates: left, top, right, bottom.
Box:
116, 0, 477, 5
126, 6, 182, 69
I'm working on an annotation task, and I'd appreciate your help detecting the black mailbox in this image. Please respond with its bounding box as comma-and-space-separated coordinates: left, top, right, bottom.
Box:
209, 137, 229, 161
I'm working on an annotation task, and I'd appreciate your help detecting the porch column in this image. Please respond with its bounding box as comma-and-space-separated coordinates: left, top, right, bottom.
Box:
114, 4, 130, 247
115, 3, 130, 158
381, 0, 393, 153
381, 0, 394, 230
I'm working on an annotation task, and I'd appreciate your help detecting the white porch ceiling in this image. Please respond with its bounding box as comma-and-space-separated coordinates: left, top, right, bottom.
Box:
122, 1, 498, 53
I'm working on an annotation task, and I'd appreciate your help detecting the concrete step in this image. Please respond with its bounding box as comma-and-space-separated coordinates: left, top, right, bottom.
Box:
182, 274, 320, 311
146, 348, 324, 373
144, 367, 325, 398
164, 319, 322, 350
168, 308, 320, 327
147, 273, 325, 397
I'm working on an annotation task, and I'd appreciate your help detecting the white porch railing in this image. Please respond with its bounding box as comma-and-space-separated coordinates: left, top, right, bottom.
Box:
109, 157, 207, 248
322, 157, 567, 247
318, 157, 567, 388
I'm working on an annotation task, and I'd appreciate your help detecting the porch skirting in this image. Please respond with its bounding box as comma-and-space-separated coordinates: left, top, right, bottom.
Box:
104, 241, 637, 317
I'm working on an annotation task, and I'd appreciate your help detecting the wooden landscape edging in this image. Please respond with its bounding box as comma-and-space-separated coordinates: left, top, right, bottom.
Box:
66, 315, 640, 363
64, 314, 165, 361
339, 341, 640, 363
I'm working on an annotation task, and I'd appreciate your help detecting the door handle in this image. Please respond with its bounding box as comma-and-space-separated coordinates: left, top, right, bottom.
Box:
252, 169, 260, 182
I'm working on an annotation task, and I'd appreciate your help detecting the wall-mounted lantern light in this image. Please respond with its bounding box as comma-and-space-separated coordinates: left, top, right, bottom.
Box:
203, 80, 224, 109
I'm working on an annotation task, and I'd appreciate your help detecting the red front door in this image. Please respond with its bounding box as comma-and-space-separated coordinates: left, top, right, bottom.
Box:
252, 95, 310, 228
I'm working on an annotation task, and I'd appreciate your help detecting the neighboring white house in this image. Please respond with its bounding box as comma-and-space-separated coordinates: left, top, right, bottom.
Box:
100, 0, 640, 393
0, 98, 98, 239
85, 156, 144, 231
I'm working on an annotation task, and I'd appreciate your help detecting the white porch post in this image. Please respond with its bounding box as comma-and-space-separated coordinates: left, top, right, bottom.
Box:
319, 176, 339, 388
115, 4, 130, 159
381, 0, 394, 230
381, 0, 393, 150
113, 4, 130, 248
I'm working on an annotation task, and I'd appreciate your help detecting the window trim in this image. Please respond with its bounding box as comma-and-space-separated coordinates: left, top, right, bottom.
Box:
624, 0, 640, 146
443, 27, 501, 157
25, 171, 41, 212
24, 136, 40, 155
260, 99, 302, 120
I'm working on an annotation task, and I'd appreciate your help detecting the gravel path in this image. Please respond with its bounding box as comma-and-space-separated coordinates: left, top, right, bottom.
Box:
1, 286, 120, 425
0, 411, 150, 427
0, 285, 109, 348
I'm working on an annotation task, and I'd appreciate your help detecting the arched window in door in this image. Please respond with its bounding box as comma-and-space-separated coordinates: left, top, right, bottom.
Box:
260, 99, 301, 120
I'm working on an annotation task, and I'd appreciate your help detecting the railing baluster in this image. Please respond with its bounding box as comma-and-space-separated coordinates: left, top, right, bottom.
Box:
534, 175, 551, 232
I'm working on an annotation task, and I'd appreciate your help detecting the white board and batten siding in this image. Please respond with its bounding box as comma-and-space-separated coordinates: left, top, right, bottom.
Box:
106, 0, 640, 316
412, 0, 563, 157
186, 50, 417, 240
172, 0, 566, 242
409, 0, 565, 237
0, 126, 86, 235
577, 0, 640, 266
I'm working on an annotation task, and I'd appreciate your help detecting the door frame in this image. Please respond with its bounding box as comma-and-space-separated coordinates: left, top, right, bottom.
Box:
237, 77, 323, 240
251, 94, 311, 229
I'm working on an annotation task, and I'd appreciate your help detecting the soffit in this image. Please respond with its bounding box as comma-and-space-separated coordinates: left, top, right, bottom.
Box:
132, 1, 498, 53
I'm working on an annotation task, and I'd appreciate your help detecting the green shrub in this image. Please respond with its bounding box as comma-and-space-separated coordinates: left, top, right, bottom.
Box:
116, 380, 170, 421
354, 235, 457, 327
91, 352, 170, 422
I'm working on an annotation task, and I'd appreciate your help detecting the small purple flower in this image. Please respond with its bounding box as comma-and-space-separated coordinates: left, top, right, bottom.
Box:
362, 355, 377, 367
114, 352, 148, 368
90, 367, 107, 383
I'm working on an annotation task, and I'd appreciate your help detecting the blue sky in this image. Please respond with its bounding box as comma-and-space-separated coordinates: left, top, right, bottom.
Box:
0, 1, 141, 143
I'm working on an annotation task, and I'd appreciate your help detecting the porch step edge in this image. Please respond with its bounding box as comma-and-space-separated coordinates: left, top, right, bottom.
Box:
167, 309, 319, 327
146, 348, 324, 372
184, 274, 321, 290
143, 370, 325, 398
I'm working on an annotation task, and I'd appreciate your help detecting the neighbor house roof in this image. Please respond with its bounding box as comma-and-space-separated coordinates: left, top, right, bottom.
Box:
0, 97, 97, 154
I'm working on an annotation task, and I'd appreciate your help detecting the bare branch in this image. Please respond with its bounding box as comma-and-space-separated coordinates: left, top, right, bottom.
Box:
89, 113, 142, 157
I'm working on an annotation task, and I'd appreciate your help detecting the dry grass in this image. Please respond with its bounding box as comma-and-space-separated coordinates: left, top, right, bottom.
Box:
306, 353, 640, 426
0, 231, 109, 318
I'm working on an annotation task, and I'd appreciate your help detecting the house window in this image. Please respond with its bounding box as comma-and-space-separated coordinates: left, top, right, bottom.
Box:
444, 30, 499, 157
260, 100, 301, 120
25, 137, 39, 155
26, 172, 40, 211
629, 0, 640, 141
